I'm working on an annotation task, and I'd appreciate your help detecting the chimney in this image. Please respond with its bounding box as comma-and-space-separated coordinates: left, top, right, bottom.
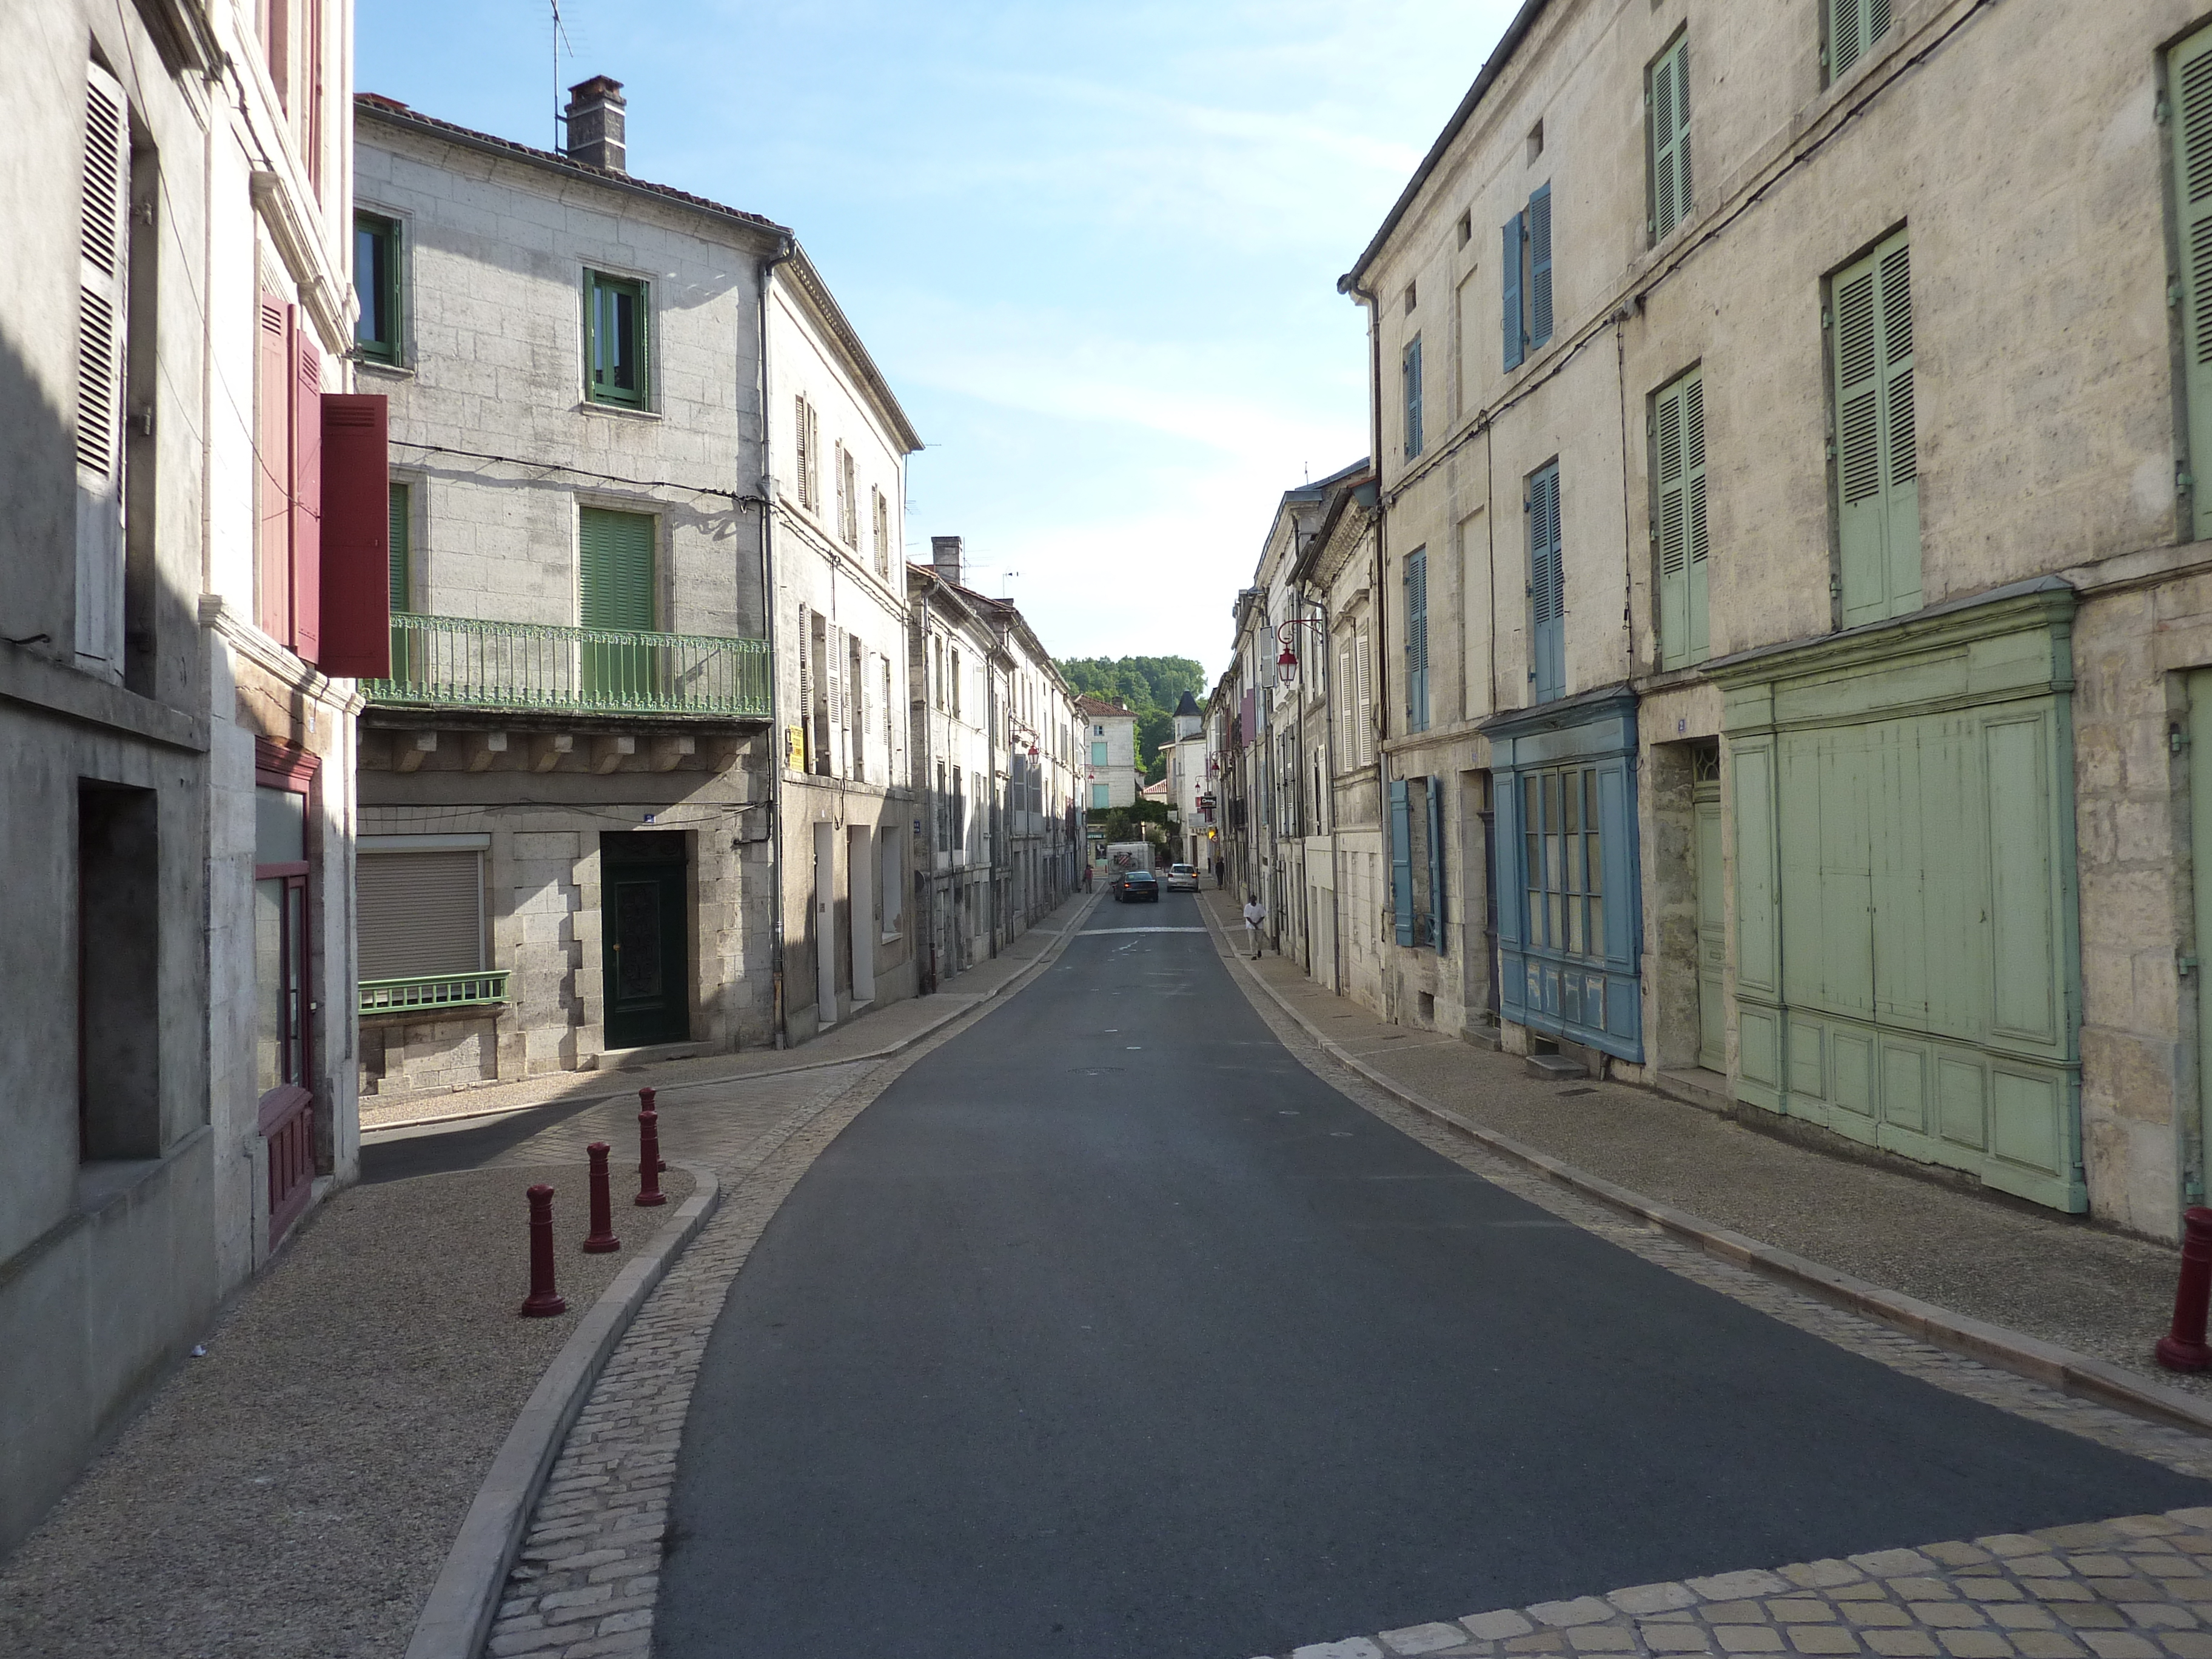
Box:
931, 535, 964, 586
563, 76, 627, 173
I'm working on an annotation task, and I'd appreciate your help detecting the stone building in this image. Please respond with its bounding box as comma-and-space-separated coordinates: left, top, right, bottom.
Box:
1, 0, 372, 1550
1330, 0, 2212, 1236
1078, 696, 1141, 814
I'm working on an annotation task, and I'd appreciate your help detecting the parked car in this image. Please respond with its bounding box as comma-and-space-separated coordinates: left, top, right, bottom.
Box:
1164, 863, 1199, 891
1112, 869, 1161, 903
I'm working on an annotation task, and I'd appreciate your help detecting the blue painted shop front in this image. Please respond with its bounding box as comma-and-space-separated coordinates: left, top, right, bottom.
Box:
1484, 685, 1642, 1063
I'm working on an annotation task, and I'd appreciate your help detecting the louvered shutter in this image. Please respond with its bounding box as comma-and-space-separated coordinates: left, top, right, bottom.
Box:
1528, 184, 1553, 348
1529, 463, 1564, 701
793, 397, 810, 509
2176, 25, 2212, 541
1404, 548, 1429, 731
1832, 230, 1919, 625
389, 483, 411, 612
1426, 777, 1447, 941
1655, 367, 1707, 668
578, 507, 654, 628
1685, 373, 1709, 660
829, 625, 846, 776
797, 608, 814, 771
1828, 0, 1891, 84
1355, 625, 1374, 765
256, 293, 290, 641
1389, 779, 1415, 945
806, 403, 821, 513
1338, 643, 1352, 755
316, 393, 390, 678
1649, 36, 1691, 243
1502, 213, 1526, 370
358, 850, 484, 979
1403, 338, 1424, 459
287, 330, 322, 662
75, 62, 129, 669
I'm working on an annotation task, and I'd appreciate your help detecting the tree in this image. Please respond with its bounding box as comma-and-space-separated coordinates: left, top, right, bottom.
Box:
1059, 655, 1206, 783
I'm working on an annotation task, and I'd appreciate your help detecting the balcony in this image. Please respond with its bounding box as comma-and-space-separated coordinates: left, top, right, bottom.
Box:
358, 970, 512, 1017
361, 615, 771, 718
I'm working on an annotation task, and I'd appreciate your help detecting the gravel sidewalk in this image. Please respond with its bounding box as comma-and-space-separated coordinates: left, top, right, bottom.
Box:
0, 1159, 691, 1659
1197, 889, 2210, 1406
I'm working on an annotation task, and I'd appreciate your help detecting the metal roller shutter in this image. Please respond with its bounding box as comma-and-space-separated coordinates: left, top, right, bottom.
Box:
358, 850, 484, 980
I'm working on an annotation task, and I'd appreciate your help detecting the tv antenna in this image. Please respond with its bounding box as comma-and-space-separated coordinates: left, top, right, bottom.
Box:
551, 0, 577, 149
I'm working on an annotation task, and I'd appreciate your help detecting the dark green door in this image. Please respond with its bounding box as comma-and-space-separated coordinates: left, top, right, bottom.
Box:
602, 832, 688, 1048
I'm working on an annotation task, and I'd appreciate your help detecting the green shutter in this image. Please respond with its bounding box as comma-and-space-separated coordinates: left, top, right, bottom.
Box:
1832, 229, 1919, 627
578, 507, 655, 629
1656, 367, 1708, 669
2173, 24, 2212, 541
1827, 0, 1891, 84
1405, 547, 1429, 731
387, 482, 411, 613
1649, 34, 1691, 243
586, 272, 648, 408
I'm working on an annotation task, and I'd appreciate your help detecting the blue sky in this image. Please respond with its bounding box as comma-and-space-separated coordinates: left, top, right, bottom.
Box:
357, 1, 1521, 675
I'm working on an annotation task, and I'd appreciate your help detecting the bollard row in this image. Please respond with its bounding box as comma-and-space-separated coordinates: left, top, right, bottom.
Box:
518, 1088, 667, 1317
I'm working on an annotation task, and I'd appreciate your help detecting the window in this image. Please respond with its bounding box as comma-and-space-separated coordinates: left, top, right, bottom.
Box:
355, 212, 401, 363
879, 837, 903, 938
1829, 229, 1919, 625
1521, 765, 1603, 962
1527, 120, 1544, 163
1502, 184, 1552, 370
1654, 366, 1709, 668
256, 287, 323, 663
358, 843, 486, 985
1091, 783, 1110, 809
78, 782, 160, 1161
2171, 24, 2212, 542
950, 646, 962, 718
836, 441, 859, 548
1647, 33, 1691, 244
578, 506, 655, 694
1825, 0, 1893, 84
1456, 210, 1472, 249
1402, 336, 1424, 460
1091, 740, 1108, 765
872, 485, 891, 578
1355, 623, 1375, 765
794, 395, 820, 512
1403, 280, 1418, 313
253, 760, 313, 1099
1527, 461, 1564, 701
388, 482, 412, 614
1404, 546, 1429, 732
1389, 777, 1445, 949
936, 760, 951, 851
585, 271, 647, 407
76, 62, 130, 674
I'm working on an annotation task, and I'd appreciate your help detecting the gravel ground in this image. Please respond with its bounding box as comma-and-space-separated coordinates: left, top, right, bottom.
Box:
1199, 891, 2212, 1406
0, 1161, 692, 1659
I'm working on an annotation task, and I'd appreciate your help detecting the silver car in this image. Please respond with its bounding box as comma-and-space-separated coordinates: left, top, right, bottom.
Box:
1164, 862, 1200, 891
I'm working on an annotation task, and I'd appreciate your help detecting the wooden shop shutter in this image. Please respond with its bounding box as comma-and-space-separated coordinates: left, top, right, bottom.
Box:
358, 850, 483, 980
75, 61, 129, 666
1649, 33, 1691, 243
2173, 22, 2212, 541
1655, 366, 1708, 669
1832, 229, 1919, 626
578, 506, 654, 629
315, 393, 391, 677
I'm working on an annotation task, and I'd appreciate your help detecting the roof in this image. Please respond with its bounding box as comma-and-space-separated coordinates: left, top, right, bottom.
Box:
1173, 689, 1201, 717
1338, 0, 1550, 294
355, 93, 923, 454
1075, 695, 1136, 721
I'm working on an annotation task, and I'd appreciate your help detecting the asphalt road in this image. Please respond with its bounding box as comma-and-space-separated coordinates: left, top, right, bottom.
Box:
657, 890, 2210, 1658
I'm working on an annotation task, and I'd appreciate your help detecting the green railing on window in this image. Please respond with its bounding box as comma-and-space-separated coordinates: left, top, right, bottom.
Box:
363, 615, 771, 716
358, 970, 512, 1016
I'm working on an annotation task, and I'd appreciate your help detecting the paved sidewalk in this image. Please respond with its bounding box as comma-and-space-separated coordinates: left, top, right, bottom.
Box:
363, 905, 1090, 1136
1197, 890, 2205, 1406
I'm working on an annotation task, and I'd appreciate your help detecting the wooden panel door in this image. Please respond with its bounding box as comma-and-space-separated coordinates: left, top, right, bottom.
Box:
602, 833, 688, 1049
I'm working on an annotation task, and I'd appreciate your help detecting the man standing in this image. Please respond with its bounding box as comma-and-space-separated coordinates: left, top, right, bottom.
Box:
1242, 894, 1267, 959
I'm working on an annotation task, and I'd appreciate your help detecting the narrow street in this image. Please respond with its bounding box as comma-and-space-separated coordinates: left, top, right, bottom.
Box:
651, 890, 2212, 1659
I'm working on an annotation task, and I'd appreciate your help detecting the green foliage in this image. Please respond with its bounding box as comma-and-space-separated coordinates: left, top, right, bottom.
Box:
1058, 655, 1205, 783
1096, 798, 1175, 845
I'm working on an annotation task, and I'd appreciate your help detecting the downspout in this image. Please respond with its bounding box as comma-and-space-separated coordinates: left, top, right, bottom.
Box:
758, 234, 795, 1047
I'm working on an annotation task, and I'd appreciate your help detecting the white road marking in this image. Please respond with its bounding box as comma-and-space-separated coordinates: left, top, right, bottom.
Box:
1080, 927, 1210, 936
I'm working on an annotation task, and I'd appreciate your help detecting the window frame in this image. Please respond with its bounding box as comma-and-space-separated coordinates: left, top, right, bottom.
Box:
583, 269, 650, 410
354, 210, 403, 365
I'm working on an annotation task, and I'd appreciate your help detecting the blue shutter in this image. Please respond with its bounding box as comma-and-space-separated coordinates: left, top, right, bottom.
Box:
1390, 779, 1415, 946
1528, 184, 1553, 348
1426, 777, 1447, 947
1495, 768, 1526, 1019
1404, 337, 1424, 458
1502, 213, 1526, 370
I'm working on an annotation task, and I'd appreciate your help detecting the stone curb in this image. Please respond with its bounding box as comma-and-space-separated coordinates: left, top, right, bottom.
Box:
1196, 898, 2212, 1445
364, 896, 1106, 1142
400, 1159, 722, 1659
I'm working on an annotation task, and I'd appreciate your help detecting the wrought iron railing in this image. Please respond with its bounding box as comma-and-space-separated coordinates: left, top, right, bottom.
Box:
363, 615, 771, 716
358, 970, 512, 1016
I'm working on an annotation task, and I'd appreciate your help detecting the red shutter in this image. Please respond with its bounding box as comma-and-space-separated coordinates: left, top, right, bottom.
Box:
317, 394, 390, 677
256, 292, 291, 640
290, 319, 322, 663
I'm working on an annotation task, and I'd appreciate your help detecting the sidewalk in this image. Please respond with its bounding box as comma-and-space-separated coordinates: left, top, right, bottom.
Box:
363, 896, 1098, 1137
1196, 888, 2210, 1411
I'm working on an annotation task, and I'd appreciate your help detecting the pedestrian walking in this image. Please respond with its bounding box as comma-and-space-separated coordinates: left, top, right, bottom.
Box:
1214, 857, 1225, 888
1242, 894, 1267, 959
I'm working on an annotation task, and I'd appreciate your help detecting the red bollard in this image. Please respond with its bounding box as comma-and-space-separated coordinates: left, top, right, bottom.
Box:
520, 1184, 568, 1317
583, 1142, 621, 1253
2158, 1206, 2212, 1370
636, 1088, 667, 1208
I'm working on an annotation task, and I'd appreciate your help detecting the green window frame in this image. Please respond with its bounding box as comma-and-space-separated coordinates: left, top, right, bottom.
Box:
1647, 33, 1691, 244
2170, 22, 2212, 541
1654, 366, 1709, 669
1825, 0, 1893, 85
585, 271, 649, 408
1828, 227, 1919, 626
355, 212, 401, 365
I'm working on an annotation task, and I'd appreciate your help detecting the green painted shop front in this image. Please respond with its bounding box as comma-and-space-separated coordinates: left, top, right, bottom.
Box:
1714, 581, 2085, 1212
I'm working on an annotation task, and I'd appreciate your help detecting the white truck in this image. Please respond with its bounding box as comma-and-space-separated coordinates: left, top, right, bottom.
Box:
1104, 841, 1156, 875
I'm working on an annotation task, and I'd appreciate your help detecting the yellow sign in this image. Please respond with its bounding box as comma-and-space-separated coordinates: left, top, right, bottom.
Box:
785, 725, 806, 769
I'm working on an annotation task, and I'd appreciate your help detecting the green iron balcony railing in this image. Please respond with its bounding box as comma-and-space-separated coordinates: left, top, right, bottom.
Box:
362, 614, 771, 716
358, 970, 512, 1016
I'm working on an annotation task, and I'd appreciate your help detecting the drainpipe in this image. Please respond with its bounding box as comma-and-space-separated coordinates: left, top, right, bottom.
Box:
758, 233, 794, 1047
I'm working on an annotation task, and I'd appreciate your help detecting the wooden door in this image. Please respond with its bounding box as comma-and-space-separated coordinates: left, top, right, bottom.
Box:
602, 833, 688, 1048
1695, 780, 1725, 1074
